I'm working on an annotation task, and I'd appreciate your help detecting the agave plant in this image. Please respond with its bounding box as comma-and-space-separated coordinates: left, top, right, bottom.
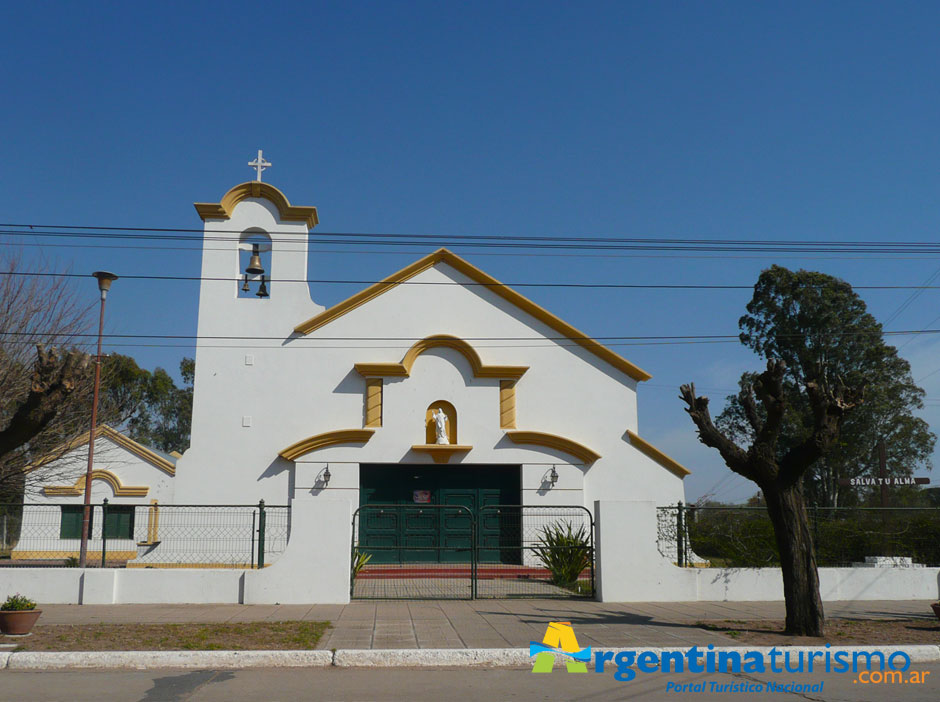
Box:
351, 549, 372, 580
532, 521, 591, 588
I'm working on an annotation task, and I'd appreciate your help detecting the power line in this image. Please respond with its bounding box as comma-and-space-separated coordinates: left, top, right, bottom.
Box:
4, 224, 940, 254
5, 238, 940, 261
2, 269, 940, 291
2, 328, 939, 343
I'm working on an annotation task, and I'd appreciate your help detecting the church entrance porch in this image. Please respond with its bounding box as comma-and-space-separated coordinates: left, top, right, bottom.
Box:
353, 465, 594, 599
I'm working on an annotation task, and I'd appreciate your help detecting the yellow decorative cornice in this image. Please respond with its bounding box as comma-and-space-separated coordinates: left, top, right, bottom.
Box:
43, 469, 149, 497
411, 444, 473, 464
626, 430, 691, 478
194, 182, 319, 229
355, 334, 528, 379
504, 430, 601, 464
28, 425, 175, 476
293, 248, 651, 383
279, 428, 375, 461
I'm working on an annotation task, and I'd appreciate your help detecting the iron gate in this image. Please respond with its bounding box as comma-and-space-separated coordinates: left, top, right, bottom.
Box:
351, 504, 594, 600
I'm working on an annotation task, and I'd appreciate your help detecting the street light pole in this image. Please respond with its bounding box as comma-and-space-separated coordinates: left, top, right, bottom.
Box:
78, 271, 118, 569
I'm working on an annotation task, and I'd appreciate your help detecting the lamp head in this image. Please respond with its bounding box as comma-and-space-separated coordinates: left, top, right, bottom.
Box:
92, 271, 119, 293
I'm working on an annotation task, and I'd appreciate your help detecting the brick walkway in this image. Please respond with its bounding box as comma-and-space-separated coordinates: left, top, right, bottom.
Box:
29, 599, 936, 650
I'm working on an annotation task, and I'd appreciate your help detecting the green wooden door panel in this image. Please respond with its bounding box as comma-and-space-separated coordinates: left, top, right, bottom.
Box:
358, 464, 520, 563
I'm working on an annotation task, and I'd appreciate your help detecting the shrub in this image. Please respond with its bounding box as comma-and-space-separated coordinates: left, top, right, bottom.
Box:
351, 549, 372, 580
532, 521, 591, 588
1, 594, 36, 611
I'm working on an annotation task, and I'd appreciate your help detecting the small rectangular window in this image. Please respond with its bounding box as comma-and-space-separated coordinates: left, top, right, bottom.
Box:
60, 505, 92, 539
104, 505, 135, 540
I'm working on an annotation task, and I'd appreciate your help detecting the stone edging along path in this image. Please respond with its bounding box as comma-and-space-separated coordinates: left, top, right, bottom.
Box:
1, 645, 939, 670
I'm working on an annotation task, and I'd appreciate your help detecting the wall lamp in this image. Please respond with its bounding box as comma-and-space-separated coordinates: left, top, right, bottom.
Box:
321, 467, 331, 486
549, 466, 559, 487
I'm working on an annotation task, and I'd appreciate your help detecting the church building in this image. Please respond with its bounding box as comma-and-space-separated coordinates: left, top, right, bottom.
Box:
17, 173, 692, 602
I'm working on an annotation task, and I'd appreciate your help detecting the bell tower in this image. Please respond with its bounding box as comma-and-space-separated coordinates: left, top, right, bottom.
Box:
192, 178, 324, 338
176, 169, 326, 500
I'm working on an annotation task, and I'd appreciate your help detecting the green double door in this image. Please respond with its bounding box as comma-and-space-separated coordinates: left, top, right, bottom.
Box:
358, 464, 521, 564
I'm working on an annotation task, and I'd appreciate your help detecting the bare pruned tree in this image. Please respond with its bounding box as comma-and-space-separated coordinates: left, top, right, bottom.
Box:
0, 247, 99, 499
680, 359, 861, 636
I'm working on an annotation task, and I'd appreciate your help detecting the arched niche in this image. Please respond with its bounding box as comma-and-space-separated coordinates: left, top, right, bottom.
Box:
425, 400, 457, 444
238, 228, 272, 298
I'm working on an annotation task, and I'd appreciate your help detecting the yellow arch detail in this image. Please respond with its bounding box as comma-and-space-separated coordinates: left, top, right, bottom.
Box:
279, 429, 375, 462
355, 334, 528, 379
194, 182, 319, 228
504, 430, 601, 464
43, 470, 149, 497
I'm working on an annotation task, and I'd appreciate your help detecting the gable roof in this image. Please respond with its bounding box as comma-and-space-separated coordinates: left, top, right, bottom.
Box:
29, 425, 176, 477
293, 248, 651, 382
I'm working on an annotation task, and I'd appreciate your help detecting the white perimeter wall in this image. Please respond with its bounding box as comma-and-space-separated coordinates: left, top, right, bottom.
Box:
2, 563, 936, 605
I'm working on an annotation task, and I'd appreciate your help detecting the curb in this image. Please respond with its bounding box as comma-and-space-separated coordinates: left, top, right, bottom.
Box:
1, 645, 938, 671
4, 650, 333, 670
333, 648, 533, 668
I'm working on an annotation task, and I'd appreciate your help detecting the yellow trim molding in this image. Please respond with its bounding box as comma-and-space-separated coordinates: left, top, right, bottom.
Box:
355, 334, 528, 379
626, 430, 691, 478
499, 380, 517, 429
43, 469, 150, 497
12, 550, 138, 561
142, 499, 160, 545
411, 444, 473, 464
127, 562, 271, 569
294, 248, 651, 382
365, 378, 383, 428
28, 425, 175, 476
505, 430, 601, 464
279, 429, 375, 461
194, 181, 319, 229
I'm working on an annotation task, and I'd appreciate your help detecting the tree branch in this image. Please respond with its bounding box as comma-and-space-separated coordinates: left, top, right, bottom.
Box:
753, 358, 787, 448
0, 345, 92, 460
740, 385, 762, 435
779, 375, 862, 487
679, 382, 755, 480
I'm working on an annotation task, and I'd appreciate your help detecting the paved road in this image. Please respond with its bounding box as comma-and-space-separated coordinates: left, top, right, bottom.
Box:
1, 665, 937, 702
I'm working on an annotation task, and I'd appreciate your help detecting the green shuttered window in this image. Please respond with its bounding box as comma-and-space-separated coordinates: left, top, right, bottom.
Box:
60, 505, 92, 539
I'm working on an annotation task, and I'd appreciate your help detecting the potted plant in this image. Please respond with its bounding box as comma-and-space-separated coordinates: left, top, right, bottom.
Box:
0, 594, 41, 636
931, 602, 940, 622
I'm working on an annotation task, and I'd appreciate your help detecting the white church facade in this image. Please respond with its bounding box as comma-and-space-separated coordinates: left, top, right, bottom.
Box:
13, 178, 695, 602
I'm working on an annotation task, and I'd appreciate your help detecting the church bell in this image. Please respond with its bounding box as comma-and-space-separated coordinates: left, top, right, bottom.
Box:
245, 243, 265, 275
255, 275, 269, 298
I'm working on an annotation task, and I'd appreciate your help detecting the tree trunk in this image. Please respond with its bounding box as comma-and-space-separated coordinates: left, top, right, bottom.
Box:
763, 483, 825, 636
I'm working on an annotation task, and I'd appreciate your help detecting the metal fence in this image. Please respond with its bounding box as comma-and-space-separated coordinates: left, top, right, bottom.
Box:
351, 504, 594, 600
658, 503, 940, 568
0, 501, 288, 568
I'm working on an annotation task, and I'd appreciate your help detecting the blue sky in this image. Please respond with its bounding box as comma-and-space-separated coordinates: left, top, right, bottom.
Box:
2, 1, 939, 503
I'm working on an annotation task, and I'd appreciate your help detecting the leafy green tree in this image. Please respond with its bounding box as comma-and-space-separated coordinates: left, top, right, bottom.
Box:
715, 266, 934, 508
680, 265, 885, 636
125, 358, 193, 455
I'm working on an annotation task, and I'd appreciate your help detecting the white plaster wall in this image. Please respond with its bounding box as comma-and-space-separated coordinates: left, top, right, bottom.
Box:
24, 435, 175, 505
172, 198, 689, 512
1, 564, 935, 605
14, 436, 175, 560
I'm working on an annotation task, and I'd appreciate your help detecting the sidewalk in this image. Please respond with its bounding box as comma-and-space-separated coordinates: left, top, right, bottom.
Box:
30, 600, 936, 650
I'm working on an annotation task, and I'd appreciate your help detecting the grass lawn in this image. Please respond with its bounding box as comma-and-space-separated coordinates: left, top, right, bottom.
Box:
6, 620, 330, 651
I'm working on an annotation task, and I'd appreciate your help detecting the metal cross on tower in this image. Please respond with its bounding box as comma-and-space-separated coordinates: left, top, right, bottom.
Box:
248, 150, 271, 181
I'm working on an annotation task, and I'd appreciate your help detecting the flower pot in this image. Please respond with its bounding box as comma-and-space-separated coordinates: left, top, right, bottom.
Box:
931, 603, 940, 622
0, 609, 42, 636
